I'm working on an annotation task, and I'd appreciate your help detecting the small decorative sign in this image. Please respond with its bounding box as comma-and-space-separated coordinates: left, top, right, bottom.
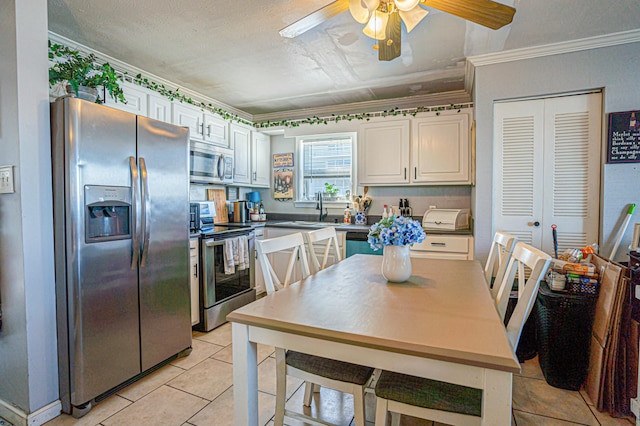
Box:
607, 110, 640, 163
273, 153, 294, 201
273, 153, 294, 168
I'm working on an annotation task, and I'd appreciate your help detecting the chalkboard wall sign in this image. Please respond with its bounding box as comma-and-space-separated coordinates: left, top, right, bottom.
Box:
607, 110, 640, 163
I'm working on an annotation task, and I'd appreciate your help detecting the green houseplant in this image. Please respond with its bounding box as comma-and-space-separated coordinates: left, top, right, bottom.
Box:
48, 41, 126, 103
323, 182, 339, 200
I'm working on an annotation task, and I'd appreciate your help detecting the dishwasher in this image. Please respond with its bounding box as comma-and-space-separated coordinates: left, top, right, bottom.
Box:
345, 232, 382, 257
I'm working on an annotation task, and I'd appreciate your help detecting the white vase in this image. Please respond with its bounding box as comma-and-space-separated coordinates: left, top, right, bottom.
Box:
381, 245, 412, 282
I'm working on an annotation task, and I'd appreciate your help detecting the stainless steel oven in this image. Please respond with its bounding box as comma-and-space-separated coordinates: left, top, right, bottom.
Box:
189, 141, 234, 184
196, 225, 256, 331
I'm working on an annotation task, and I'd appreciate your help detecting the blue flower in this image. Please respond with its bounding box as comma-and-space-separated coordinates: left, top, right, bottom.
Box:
367, 215, 426, 250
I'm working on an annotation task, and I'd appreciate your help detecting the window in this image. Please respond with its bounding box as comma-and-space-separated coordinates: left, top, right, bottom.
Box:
296, 133, 355, 203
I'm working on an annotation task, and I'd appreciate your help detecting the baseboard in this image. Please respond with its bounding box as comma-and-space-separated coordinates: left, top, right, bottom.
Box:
0, 399, 61, 426
27, 401, 60, 426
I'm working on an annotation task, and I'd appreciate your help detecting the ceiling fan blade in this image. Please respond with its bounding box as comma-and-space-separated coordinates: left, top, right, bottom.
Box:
379, 12, 401, 61
279, 0, 350, 38
421, 0, 515, 30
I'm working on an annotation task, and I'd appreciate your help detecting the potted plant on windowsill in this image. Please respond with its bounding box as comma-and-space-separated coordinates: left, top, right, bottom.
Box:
323, 183, 339, 201
48, 41, 126, 104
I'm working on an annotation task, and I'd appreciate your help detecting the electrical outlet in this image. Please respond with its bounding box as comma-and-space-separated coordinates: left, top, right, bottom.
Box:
429, 205, 437, 210
0, 165, 15, 194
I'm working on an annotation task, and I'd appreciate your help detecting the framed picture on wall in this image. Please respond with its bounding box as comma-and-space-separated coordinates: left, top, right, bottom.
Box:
607, 110, 640, 163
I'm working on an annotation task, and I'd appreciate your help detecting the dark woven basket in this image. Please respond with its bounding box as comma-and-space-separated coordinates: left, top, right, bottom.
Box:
535, 281, 598, 390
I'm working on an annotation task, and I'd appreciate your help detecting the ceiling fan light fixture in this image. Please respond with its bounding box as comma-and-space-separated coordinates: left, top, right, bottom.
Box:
393, 0, 420, 12
349, 0, 380, 24
399, 7, 429, 32
363, 9, 389, 40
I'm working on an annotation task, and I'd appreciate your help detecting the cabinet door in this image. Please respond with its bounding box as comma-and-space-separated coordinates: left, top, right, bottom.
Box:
252, 132, 271, 187
173, 103, 203, 141
412, 113, 470, 184
148, 92, 172, 123
204, 112, 229, 147
104, 81, 148, 116
231, 123, 252, 185
189, 239, 200, 326
358, 120, 410, 185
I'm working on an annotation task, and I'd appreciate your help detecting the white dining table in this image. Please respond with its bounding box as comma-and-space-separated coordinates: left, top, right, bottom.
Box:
228, 254, 520, 425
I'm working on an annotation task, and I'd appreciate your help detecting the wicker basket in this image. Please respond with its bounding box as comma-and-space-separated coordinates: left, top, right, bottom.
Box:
535, 281, 598, 390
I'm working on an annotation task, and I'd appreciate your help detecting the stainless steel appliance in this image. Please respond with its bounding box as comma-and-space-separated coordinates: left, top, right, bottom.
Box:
51, 98, 192, 417
196, 225, 256, 331
190, 203, 200, 232
189, 140, 233, 184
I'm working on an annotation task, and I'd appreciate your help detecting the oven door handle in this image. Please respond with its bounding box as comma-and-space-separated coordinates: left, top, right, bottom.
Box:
205, 239, 224, 248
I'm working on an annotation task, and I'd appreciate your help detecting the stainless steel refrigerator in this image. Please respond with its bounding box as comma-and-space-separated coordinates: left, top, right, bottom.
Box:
51, 98, 192, 417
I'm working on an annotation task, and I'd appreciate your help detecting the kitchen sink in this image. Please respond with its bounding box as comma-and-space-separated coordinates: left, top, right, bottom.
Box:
277, 221, 331, 227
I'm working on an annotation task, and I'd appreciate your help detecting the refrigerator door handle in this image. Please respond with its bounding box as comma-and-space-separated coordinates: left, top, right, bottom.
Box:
129, 156, 141, 269
139, 157, 151, 267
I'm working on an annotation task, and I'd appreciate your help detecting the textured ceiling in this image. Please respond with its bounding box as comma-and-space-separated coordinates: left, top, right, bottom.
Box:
47, 0, 640, 118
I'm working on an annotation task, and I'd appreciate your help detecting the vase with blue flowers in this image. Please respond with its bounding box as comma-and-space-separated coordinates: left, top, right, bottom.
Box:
367, 215, 426, 282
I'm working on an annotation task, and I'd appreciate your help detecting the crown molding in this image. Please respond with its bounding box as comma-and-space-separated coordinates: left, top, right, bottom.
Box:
466, 29, 640, 68
48, 31, 252, 122
252, 90, 472, 123
463, 29, 640, 101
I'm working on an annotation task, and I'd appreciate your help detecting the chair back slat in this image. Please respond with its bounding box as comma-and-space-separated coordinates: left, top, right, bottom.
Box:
493, 242, 551, 349
305, 227, 342, 273
256, 232, 311, 294
484, 231, 518, 298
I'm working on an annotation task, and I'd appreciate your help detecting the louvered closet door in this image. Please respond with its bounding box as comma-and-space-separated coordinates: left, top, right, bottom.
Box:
494, 93, 601, 256
494, 99, 545, 248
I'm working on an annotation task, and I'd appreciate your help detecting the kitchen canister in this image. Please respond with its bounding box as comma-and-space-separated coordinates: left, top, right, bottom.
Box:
355, 211, 367, 225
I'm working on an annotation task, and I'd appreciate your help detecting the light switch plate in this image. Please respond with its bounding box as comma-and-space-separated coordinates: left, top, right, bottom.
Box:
0, 165, 15, 194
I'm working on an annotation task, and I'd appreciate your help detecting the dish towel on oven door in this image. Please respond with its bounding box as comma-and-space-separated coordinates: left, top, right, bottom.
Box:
223, 236, 249, 274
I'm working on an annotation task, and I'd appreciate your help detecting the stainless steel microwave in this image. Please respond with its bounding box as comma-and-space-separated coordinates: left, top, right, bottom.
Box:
189, 141, 234, 184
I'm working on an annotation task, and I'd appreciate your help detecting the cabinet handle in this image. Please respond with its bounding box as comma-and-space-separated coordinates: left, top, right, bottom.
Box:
253, 171, 257, 180
200, 122, 204, 136
404, 168, 407, 179
194, 263, 198, 278
430, 242, 446, 246
207, 124, 212, 137
414, 167, 417, 179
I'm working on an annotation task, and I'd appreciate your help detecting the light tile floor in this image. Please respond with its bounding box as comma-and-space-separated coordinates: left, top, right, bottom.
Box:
44, 323, 636, 426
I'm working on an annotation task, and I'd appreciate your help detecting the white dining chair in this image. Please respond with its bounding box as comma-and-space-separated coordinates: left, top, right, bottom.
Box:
255, 232, 373, 426
484, 231, 518, 299
305, 226, 342, 273
373, 242, 551, 426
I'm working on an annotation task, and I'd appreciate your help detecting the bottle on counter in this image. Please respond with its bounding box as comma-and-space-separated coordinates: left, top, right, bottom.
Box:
343, 204, 352, 224
382, 204, 388, 219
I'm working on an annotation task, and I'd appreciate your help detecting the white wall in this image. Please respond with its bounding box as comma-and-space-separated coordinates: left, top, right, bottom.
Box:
0, 0, 59, 423
473, 41, 640, 263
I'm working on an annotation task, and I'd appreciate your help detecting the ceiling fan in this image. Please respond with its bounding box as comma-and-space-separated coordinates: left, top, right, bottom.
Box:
280, 0, 516, 61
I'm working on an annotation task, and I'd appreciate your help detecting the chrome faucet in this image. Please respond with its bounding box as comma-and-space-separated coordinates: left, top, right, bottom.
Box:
316, 192, 328, 222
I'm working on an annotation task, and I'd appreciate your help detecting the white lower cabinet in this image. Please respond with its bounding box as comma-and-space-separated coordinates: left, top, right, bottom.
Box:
254, 227, 265, 295
190, 238, 200, 326
409, 235, 474, 260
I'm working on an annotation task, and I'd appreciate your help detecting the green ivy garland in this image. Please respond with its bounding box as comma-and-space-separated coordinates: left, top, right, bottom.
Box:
49, 40, 468, 129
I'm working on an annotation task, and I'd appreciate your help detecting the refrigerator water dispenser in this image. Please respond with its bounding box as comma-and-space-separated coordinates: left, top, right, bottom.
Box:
85, 185, 131, 242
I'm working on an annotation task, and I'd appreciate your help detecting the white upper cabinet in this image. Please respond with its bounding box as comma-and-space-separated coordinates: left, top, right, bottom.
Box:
172, 102, 229, 147
104, 81, 148, 116
148, 92, 172, 123
358, 119, 410, 185
411, 113, 470, 184
357, 112, 472, 186
251, 132, 270, 187
203, 111, 229, 147
172, 102, 203, 141
231, 123, 252, 185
